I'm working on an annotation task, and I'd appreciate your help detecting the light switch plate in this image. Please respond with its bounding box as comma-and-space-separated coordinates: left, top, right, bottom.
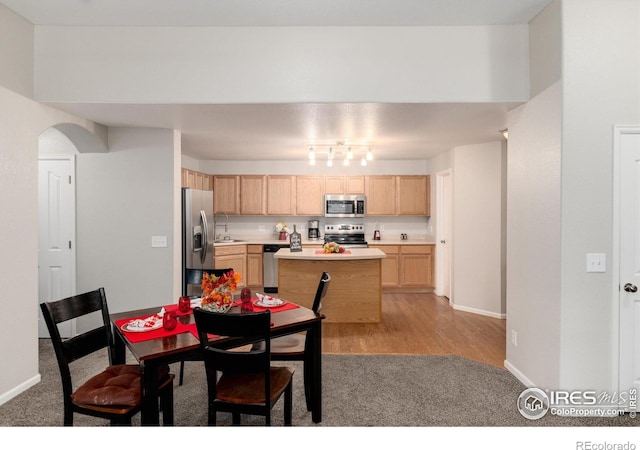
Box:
151, 236, 167, 248
586, 253, 606, 273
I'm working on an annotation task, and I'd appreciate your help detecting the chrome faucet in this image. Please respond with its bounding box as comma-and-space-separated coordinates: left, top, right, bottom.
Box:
213, 211, 229, 240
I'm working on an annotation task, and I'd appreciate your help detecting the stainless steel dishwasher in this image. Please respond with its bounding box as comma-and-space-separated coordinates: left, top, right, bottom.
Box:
263, 243, 290, 293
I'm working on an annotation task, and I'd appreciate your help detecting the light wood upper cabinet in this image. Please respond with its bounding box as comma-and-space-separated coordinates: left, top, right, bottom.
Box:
324, 176, 344, 194
181, 168, 212, 191
324, 175, 365, 194
213, 175, 240, 214
296, 176, 324, 215
240, 175, 266, 215
345, 176, 365, 194
267, 175, 296, 215
365, 176, 397, 215
396, 175, 430, 215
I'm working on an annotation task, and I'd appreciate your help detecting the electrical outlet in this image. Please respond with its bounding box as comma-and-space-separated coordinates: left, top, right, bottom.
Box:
586, 253, 606, 273
511, 330, 517, 347
151, 236, 167, 248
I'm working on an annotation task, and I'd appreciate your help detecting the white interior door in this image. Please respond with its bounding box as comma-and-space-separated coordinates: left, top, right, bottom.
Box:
616, 126, 640, 410
436, 169, 452, 299
38, 155, 75, 338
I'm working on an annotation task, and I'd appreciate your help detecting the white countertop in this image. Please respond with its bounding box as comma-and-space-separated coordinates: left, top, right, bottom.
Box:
213, 237, 434, 247
274, 247, 386, 260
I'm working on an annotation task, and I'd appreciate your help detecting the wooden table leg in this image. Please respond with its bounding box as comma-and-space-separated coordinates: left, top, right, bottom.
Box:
308, 321, 322, 423
111, 328, 126, 365
140, 361, 160, 426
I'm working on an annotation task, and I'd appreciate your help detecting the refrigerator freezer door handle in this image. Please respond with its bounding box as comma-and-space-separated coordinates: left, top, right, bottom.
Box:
200, 210, 209, 264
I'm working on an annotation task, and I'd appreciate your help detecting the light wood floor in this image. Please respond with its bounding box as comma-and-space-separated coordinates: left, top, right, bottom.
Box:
321, 292, 506, 368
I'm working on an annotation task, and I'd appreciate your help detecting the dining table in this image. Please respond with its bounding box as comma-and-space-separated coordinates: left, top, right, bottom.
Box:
110, 298, 325, 425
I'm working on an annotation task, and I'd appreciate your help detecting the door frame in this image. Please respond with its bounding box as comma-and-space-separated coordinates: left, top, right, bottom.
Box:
611, 125, 640, 401
38, 154, 77, 337
435, 168, 452, 299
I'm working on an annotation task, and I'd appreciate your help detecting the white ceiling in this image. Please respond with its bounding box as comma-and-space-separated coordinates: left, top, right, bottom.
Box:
1, 0, 552, 161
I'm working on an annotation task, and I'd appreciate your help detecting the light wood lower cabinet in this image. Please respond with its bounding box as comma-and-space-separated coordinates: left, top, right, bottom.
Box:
214, 245, 246, 288
369, 244, 434, 289
245, 244, 263, 288
399, 245, 433, 287
368, 245, 399, 287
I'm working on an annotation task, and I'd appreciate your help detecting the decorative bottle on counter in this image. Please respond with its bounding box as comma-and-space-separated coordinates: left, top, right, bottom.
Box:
289, 225, 302, 252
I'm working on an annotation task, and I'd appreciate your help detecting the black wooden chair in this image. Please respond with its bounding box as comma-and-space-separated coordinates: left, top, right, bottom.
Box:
40, 287, 175, 426
253, 271, 330, 410
193, 307, 295, 426
180, 267, 233, 385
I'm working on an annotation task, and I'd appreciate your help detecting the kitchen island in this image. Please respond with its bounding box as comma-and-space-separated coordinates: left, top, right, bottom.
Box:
274, 248, 386, 323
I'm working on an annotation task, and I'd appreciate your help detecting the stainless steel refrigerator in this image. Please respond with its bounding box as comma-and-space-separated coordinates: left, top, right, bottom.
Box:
182, 188, 214, 295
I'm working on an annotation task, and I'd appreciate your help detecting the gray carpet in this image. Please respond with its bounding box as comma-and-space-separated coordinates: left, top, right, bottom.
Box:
0, 339, 637, 427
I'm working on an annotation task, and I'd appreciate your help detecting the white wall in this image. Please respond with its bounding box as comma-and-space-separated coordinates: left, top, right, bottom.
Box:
34, 25, 530, 103
75, 128, 178, 330
529, 0, 561, 98
199, 159, 429, 175
0, 4, 33, 98
0, 85, 105, 404
451, 142, 505, 318
505, 81, 562, 389
559, 0, 640, 390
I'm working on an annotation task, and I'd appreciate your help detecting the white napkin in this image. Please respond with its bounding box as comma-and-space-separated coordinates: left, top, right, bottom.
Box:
127, 310, 163, 330
256, 293, 282, 306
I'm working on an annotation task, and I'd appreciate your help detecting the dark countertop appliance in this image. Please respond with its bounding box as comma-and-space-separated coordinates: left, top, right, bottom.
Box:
323, 224, 368, 248
308, 220, 320, 240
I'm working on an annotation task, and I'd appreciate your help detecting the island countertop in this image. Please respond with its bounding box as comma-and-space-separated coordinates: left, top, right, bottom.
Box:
274, 247, 386, 260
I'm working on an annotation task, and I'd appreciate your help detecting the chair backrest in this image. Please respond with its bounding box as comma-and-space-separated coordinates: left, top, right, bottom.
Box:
311, 272, 331, 313
184, 268, 234, 293
40, 288, 113, 399
194, 308, 272, 399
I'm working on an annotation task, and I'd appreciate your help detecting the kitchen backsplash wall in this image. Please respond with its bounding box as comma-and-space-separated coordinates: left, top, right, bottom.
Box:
221, 215, 432, 242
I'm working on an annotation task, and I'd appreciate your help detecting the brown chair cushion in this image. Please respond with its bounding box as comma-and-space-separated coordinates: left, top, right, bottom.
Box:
72, 365, 142, 407
216, 367, 294, 404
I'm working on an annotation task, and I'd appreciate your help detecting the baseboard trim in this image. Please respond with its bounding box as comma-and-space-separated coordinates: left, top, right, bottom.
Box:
451, 303, 506, 319
382, 287, 435, 294
0, 373, 41, 406
504, 359, 535, 387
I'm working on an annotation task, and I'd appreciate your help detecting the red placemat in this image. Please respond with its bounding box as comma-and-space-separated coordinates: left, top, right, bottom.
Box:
314, 249, 351, 254
187, 299, 298, 339
163, 303, 192, 317
250, 299, 300, 313
115, 313, 191, 343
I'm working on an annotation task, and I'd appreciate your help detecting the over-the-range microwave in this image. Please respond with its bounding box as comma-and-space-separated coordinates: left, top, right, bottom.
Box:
324, 194, 366, 218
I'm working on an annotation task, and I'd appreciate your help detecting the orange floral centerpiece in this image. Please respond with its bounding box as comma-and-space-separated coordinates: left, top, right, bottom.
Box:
200, 270, 241, 313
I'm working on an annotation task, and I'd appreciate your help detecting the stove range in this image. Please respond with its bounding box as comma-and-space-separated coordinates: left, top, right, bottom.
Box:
323, 223, 368, 248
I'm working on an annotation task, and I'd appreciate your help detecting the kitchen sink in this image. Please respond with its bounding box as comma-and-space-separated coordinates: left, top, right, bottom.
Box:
214, 239, 245, 243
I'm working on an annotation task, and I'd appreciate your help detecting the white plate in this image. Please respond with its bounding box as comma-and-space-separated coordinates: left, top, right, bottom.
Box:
121, 319, 163, 333
255, 298, 286, 308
